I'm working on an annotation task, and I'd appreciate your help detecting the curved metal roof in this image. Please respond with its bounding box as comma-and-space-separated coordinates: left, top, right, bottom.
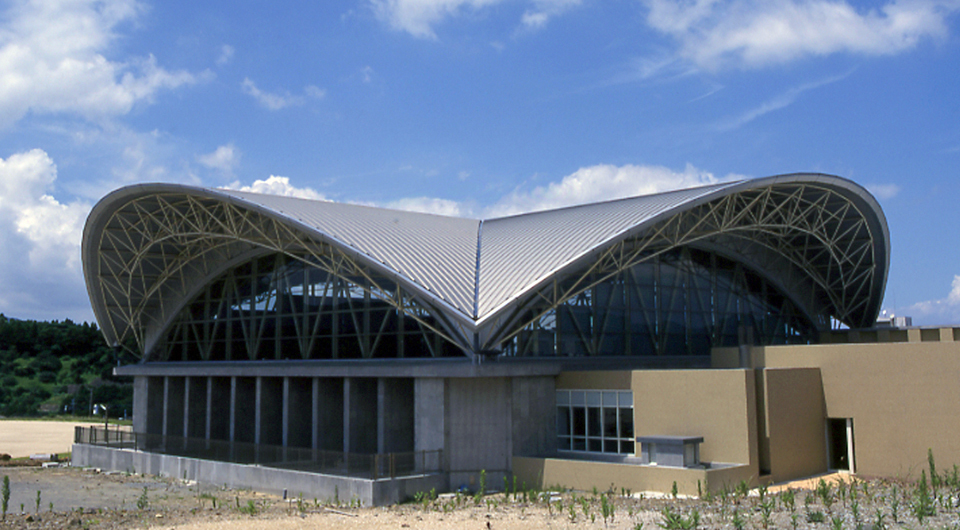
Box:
83, 173, 889, 357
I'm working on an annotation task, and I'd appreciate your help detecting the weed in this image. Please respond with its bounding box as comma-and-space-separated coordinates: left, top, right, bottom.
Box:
806, 510, 826, 523
671, 481, 678, 499
929, 449, 941, 490
874, 508, 887, 530
238, 500, 258, 516
136, 486, 149, 510
790, 512, 799, 530
780, 488, 796, 512
600, 493, 615, 526
697, 480, 702, 498
732, 509, 745, 530
830, 514, 844, 530
890, 485, 901, 523
759, 498, 774, 529
736, 479, 749, 498
35, 489, 40, 514
48, 501, 53, 513
913, 470, 936, 524
1, 475, 8, 521
474, 469, 487, 505
634, 523, 645, 530
659, 506, 698, 530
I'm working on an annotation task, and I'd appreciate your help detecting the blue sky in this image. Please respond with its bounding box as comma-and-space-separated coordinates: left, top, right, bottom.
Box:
0, 0, 958, 326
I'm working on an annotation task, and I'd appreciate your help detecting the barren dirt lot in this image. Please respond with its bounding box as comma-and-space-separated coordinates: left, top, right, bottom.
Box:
0, 465, 959, 530
0, 421, 97, 458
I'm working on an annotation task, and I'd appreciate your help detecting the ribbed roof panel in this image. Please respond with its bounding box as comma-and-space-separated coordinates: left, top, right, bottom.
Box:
477, 182, 738, 317
217, 190, 480, 317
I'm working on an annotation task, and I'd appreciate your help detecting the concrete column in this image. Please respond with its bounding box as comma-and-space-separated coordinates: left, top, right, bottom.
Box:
414, 378, 445, 452
133, 376, 148, 434
343, 378, 351, 453
229, 377, 237, 442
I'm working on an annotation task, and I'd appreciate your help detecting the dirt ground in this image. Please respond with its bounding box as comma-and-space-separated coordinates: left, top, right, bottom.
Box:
0, 421, 102, 458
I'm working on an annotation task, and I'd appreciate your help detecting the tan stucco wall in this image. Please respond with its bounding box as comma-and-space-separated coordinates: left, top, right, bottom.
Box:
513, 456, 754, 496
632, 369, 758, 470
762, 367, 826, 482
750, 342, 960, 479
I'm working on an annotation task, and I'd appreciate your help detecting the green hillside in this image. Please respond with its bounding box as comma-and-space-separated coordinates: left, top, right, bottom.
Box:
0, 315, 135, 418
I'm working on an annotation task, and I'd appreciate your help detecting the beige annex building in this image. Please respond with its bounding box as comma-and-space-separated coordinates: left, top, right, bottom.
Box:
73, 173, 959, 503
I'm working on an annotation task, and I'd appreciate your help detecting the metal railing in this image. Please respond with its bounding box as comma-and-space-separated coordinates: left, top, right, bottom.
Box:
75, 426, 442, 480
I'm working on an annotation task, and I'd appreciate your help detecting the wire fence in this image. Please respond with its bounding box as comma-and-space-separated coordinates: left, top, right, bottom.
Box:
75, 426, 442, 480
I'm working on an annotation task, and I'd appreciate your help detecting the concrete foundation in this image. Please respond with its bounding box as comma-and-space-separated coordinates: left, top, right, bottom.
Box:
72, 444, 444, 507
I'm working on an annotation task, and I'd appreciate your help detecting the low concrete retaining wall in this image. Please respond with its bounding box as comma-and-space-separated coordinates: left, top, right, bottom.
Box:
73, 444, 445, 506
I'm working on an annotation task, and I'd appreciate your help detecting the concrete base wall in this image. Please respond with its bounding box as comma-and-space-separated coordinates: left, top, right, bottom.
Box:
72, 444, 444, 507
513, 456, 755, 496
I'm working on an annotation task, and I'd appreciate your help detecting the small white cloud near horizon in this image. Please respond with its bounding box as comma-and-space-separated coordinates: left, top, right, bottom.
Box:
225, 176, 326, 201
867, 182, 901, 200
485, 163, 744, 217
0, 0, 202, 128
198, 144, 240, 175
642, 0, 957, 71
902, 275, 960, 325
386, 197, 468, 216
241, 79, 325, 110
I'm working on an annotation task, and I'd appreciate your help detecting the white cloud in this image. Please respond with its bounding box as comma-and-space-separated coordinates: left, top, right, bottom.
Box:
225, 176, 326, 201
198, 144, 240, 175
217, 44, 235, 65
642, 0, 957, 70
521, 0, 582, 29
485, 163, 743, 217
370, 0, 504, 39
0, 0, 201, 128
241, 79, 325, 110
0, 149, 92, 320
386, 197, 467, 216
867, 182, 901, 200
904, 275, 960, 324
370, 0, 583, 38
716, 71, 851, 130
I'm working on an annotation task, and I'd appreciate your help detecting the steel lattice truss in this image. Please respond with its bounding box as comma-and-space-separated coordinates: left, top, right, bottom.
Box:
88, 179, 885, 360
482, 183, 882, 349
92, 193, 464, 357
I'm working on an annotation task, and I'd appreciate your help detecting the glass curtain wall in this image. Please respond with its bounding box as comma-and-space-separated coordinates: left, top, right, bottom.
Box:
157, 253, 463, 361
503, 247, 816, 358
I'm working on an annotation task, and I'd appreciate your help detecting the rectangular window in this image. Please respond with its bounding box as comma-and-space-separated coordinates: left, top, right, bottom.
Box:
556, 389, 634, 455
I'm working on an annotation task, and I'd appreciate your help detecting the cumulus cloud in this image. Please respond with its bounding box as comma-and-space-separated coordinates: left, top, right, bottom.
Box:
485, 163, 743, 217
0, 0, 201, 128
385, 197, 468, 216
0, 149, 92, 320
241, 78, 325, 110
642, 0, 957, 70
198, 144, 240, 175
904, 275, 960, 324
225, 176, 327, 201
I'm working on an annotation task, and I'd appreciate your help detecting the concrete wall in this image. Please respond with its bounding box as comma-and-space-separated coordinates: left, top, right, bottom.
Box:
73, 444, 444, 507
747, 341, 960, 479
446, 377, 512, 489
511, 377, 557, 457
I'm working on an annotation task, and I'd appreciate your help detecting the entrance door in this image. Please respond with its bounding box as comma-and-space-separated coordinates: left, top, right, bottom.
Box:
827, 418, 855, 472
